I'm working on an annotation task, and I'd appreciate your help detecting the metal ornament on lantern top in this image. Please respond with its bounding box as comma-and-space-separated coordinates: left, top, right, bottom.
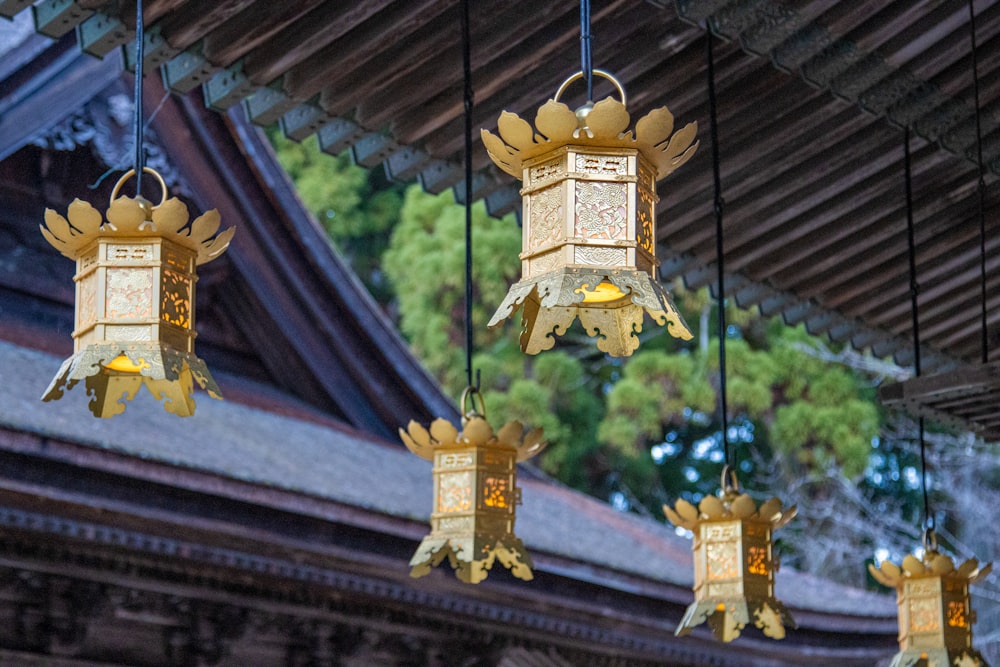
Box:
869, 531, 992, 667
40, 167, 234, 418
400, 387, 545, 584
663, 468, 797, 642
482, 70, 697, 357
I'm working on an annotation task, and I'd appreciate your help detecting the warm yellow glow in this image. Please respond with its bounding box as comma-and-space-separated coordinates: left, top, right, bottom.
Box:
748, 546, 769, 575
716, 603, 726, 612
104, 355, 146, 373
577, 280, 628, 303
947, 602, 968, 628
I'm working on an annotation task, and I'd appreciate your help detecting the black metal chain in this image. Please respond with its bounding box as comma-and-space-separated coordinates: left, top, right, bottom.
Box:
132, 0, 145, 198
968, 0, 989, 365
580, 0, 593, 101
461, 0, 475, 390
706, 33, 730, 467
904, 128, 933, 536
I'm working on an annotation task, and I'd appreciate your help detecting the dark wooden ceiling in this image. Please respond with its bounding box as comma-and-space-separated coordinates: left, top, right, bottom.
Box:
1, 0, 998, 437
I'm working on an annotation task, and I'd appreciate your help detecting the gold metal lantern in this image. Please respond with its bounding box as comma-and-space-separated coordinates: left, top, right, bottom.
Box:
40, 168, 234, 418
663, 469, 797, 642
482, 70, 697, 357
400, 388, 545, 584
869, 532, 992, 667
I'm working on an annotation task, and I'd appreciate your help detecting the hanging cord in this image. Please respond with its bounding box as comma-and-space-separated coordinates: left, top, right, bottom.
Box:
905, 129, 921, 379
968, 0, 989, 364
132, 0, 145, 198
580, 0, 593, 101
904, 128, 933, 538
461, 0, 475, 389
706, 33, 730, 467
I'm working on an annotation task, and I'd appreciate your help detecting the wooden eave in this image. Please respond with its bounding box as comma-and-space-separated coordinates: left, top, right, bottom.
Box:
0, 417, 898, 665
880, 359, 1000, 440
2, 0, 995, 439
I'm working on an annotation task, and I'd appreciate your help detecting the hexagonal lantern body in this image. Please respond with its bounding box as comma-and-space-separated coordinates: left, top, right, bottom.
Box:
897, 575, 973, 655
695, 518, 775, 608
74, 236, 197, 356
428, 444, 522, 574
520, 146, 658, 283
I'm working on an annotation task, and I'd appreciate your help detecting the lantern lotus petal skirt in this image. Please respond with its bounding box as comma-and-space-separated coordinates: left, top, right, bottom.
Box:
42, 343, 221, 418
488, 266, 691, 357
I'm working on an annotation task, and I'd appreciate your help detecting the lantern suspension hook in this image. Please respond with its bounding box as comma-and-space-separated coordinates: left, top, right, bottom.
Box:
720, 464, 740, 496
460, 385, 487, 425
922, 524, 938, 554
110, 167, 167, 210
553, 69, 626, 107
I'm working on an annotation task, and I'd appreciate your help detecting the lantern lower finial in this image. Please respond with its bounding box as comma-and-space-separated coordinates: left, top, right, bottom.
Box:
400, 389, 545, 584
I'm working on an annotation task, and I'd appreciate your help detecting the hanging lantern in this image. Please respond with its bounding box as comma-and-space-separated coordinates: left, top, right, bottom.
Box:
400, 388, 545, 584
869, 531, 992, 667
40, 168, 234, 418
663, 468, 797, 642
482, 69, 697, 357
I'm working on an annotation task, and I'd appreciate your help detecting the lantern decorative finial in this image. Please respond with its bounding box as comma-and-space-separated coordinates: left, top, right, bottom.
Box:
664, 467, 797, 642
400, 387, 545, 584
869, 530, 992, 667
482, 69, 697, 357
40, 167, 234, 418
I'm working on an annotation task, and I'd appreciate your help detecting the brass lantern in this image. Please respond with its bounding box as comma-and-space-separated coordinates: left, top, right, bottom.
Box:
400, 388, 545, 584
663, 469, 797, 642
482, 70, 697, 357
869, 532, 992, 667
40, 168, 234, 418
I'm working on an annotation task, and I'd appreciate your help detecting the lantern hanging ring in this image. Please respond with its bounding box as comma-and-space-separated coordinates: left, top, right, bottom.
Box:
110, 167, 167, 209
720, 464, 740, 495
554, 68, 626, 107
460, 385, 487, 423
923, 525, 938, 553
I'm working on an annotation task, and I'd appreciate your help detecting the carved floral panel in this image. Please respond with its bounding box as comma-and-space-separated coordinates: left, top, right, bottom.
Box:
106, 268, 152, 319
437, 471, 473, 513
78, 274, 97, 330
529, 183, 564, 249
575, 247, 627, 266
575, 182, 626, 240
